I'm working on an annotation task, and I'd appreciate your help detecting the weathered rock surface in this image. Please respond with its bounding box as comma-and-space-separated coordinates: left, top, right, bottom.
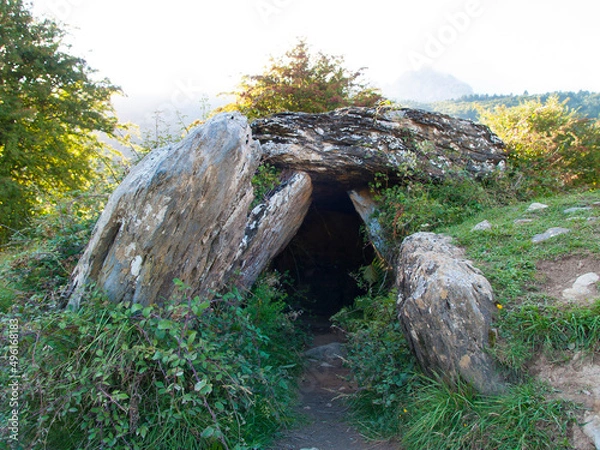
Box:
531, 227, 571, 243
229, 171, 313, 290
396, 232, 504, 394
252, 107, 505, 191
68, 113, 261, 308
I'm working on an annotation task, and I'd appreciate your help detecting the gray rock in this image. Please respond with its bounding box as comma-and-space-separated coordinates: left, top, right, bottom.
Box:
396, 232, 504, 395
471, 220, 492, 231
67, 113, 260, 309
527, 202, 549, 212
252, 107, 506, 190
531, 227, 571, 243
305, 342, 347, 362
230, 171, 312, 290
583, 413, 600, 450
514, 219, 534, 225
562, 272, 600, 302
564, 207, 592, 214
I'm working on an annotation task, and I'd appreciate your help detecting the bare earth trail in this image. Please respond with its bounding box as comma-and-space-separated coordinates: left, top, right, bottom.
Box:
269, 329, 400, 450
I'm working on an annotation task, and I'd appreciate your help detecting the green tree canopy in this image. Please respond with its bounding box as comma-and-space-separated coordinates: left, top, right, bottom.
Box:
0, 0, 120, 241
219, 40, 385, 120
480, 95, 600, 193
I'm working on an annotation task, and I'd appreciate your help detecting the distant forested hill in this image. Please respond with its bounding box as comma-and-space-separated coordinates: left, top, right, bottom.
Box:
401, 91, 600, 121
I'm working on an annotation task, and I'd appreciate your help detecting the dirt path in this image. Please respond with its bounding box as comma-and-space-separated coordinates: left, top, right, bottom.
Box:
269, 331, 399, 450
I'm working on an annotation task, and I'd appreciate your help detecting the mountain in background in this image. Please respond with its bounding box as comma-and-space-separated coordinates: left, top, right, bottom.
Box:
383, 68, 474, 103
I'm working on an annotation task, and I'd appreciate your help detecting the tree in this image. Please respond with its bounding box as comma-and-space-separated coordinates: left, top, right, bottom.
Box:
0, 0, 120, 241
480, 95, 600, 193
219, 39, 385, 120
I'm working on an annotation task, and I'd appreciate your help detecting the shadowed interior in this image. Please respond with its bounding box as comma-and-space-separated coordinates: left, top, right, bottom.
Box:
271, 188, 374, 318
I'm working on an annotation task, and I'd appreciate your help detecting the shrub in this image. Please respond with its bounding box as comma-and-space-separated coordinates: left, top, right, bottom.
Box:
480, 95, 600, 195
0, 276, 303, 449
0, 190, 106, 314
371, 173, 503, 243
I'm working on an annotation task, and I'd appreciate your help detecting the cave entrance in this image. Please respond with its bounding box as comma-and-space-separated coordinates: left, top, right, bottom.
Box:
271, 188, 375, 322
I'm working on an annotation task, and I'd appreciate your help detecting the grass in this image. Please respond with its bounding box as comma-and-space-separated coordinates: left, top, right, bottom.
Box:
401, 377, 574, 450
444, 190, 600, 303
441, 189, 600, 369
342, 189, 599, 449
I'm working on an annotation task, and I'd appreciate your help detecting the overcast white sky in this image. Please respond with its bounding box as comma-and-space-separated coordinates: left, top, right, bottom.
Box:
31, 0, 600, 124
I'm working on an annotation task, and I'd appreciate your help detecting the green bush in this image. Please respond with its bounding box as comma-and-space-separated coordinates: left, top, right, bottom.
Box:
0, 276, 303, 449
481, 95, 600, 195
0, 190, 107, 314
372, 173, 503, 243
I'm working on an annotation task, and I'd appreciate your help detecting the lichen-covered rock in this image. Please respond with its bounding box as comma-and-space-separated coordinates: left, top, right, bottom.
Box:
252, 106, 505, 190
67, 113, 261, 308
396, 232, 504, 394
230, 171, 313, 290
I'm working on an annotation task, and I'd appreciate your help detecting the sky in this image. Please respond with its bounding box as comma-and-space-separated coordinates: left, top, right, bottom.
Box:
30, 0, 600, 127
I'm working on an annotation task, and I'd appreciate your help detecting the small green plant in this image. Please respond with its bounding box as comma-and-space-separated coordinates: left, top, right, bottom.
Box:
0, 275, 303, 449
250, 163, 282, 208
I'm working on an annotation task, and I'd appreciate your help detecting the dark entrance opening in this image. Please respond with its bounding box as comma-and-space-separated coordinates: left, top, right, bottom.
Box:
272, 189, 374, 319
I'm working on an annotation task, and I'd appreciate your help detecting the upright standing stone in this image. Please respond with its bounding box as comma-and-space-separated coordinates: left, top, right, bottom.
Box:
67, 113, 261, 308
396, 232, 504, 394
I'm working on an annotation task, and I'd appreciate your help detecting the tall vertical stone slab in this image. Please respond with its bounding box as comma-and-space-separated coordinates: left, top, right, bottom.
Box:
67, 113, 260, 308
230, 171, 313, 289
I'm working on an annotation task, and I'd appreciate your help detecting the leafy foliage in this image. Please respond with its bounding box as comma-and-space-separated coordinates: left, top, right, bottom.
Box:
371, 173, 503, 243
0, 0, 120, 241
480, 95, 600, 193
218, 39, 385, 120
0, 276, 303, 449
250, 163, 282, 208
0, 186, 114, 314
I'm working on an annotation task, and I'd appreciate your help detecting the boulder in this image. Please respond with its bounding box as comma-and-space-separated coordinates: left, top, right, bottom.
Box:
396, 232, 504, 394
252, 107, 506, 192
67, 113, 261, 308
229, 171, 313, 290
